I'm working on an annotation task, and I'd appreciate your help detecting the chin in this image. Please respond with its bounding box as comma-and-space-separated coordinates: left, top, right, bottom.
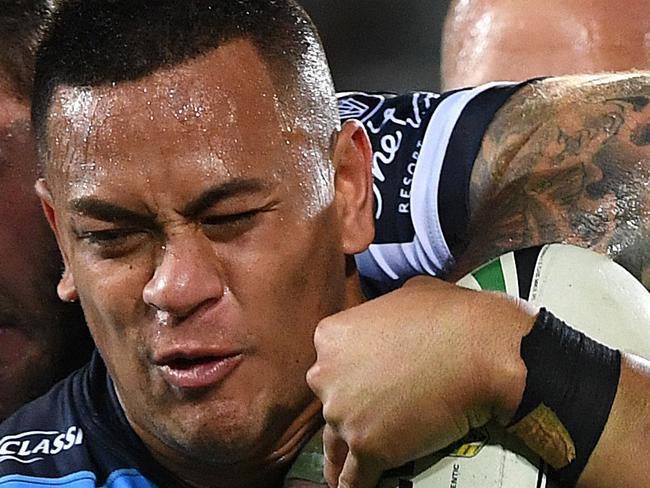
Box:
152, 397, 281, 465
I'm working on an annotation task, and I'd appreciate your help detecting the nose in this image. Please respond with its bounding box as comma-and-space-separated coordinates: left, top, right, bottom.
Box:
142, 229, 225, 319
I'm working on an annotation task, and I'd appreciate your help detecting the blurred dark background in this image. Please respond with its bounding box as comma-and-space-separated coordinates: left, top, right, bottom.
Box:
301, 0, 451, 93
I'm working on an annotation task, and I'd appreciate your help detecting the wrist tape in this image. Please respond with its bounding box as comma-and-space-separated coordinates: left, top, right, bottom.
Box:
507, 308, 621, 487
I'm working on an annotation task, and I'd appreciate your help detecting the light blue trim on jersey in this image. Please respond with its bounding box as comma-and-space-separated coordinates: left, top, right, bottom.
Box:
0, 469, 156, 488
103, 470, 156, 488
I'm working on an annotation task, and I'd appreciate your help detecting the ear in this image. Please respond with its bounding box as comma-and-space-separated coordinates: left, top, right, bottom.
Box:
35, 178, 79, 303
332, 120, 375, 255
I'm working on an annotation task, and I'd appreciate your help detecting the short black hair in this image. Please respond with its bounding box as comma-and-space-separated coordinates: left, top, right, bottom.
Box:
33, 0, 337, 163
0, 0, 52, 100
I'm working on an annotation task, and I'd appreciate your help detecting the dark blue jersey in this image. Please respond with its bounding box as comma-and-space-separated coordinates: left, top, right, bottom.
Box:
0, 353, 182, 487
0, 352, 326, 487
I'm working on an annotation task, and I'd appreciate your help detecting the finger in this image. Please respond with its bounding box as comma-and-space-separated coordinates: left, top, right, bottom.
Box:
337, 452, 382, 488
323, 424, 348, 488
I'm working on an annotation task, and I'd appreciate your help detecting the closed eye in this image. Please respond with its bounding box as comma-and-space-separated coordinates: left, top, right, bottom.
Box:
77, 228, 145, 244
200, 207, 271, 242
75, 227, 151, 258
202, 210, 260, 226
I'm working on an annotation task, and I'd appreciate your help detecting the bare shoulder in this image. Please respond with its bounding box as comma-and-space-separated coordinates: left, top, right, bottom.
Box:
456, 73, 650, 285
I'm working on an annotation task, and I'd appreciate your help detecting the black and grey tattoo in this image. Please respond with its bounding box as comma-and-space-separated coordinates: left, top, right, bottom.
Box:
457, 75, 650, 287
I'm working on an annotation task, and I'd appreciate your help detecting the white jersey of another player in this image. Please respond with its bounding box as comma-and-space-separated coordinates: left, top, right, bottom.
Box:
338, 83, 527, 294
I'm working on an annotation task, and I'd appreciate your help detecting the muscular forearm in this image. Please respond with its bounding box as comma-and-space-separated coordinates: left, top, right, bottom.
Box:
578, 353, 650, 487
484, 311, 650, 488
462, 74, 650, 285
308, 256, 650, 486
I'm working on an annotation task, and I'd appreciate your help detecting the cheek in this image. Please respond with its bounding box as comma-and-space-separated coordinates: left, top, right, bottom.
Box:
227, 212, 344, 362
71, 256, 157, 401
71, 252, 154, 346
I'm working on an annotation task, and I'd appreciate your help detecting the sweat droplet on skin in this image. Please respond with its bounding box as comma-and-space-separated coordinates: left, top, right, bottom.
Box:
156, 310, 172, 327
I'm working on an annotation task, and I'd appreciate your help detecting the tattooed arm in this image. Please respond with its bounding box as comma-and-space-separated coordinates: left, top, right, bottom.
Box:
455, 74, 650, 286
311, 75, 650, 487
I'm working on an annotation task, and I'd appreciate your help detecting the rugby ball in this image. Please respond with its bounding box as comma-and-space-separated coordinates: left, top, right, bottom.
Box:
379, 244, 650, 488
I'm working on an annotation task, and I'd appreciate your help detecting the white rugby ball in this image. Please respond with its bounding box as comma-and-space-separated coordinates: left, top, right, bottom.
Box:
380, 244, 650, 488
457, 244, 650, 357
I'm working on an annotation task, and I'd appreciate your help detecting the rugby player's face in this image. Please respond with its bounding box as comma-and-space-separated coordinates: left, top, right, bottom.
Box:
0, 87, 75, 420
41, 40, 369, 471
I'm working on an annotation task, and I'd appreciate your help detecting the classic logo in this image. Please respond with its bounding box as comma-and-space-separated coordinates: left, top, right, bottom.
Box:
0, 426, 84, 464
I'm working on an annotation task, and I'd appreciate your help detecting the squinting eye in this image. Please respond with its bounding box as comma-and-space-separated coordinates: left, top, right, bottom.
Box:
201, 210, 260, 240
79, 229, 132, 243
76, 228, 149, 257
202, 210, 258, 226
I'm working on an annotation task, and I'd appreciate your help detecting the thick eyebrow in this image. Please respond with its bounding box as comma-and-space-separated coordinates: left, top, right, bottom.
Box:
68, 177, 272, 225
181, 177, 271, 217
69, 198, 156, 228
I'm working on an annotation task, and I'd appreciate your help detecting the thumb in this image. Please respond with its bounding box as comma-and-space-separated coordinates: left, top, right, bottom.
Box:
337, 452, 382, 488
323, 425, 348, 487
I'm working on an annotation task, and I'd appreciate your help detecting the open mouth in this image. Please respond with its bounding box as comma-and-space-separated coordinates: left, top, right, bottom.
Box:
157, 354, 243, 390
165, 356, 221, 369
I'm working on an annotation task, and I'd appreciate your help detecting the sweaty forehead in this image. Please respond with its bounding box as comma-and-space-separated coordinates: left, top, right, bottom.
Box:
46, 39, 301, 190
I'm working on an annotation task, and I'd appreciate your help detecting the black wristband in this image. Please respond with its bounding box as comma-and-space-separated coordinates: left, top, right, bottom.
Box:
508, 308, 621, 487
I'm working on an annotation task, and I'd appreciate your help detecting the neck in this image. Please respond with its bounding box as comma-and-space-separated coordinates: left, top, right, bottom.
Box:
184, 402, 323, 488
123, 393, 324, 488
345, 270, 368, 309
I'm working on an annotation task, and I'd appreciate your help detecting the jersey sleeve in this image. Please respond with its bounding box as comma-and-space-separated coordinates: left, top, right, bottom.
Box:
338, 82, 530, 294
